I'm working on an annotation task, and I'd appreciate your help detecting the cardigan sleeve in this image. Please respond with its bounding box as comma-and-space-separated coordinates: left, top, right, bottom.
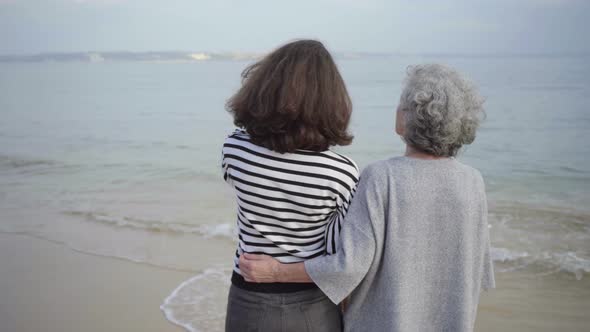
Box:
304, 165, 383, 304
480, 182, 496, 290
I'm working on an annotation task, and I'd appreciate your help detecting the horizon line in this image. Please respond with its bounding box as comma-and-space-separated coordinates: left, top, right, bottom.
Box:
1, 50, 589, 57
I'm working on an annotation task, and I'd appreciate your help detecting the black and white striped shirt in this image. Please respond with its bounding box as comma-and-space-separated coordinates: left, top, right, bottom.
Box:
222, 130, 359, 278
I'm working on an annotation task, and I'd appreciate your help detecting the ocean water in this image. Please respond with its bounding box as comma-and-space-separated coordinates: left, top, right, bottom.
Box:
1, 56, 589, 331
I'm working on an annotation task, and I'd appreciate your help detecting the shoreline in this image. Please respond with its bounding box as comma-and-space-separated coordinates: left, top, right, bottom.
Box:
1, 232, 589, 332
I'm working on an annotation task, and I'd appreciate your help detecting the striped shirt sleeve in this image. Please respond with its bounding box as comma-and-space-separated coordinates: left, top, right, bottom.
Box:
324, 164, 359, 254
221, 134, 232, 184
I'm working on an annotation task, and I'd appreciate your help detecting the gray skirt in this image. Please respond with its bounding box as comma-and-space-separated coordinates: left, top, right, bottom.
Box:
225, 285, 342, 332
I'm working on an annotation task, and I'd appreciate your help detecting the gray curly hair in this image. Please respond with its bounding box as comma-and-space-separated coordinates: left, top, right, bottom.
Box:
399, 64, 485, 157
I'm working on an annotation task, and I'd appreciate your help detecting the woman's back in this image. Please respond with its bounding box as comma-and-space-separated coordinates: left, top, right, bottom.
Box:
368, 157, 492, 330
223, 129, 359, 290
307, 156, 495, 332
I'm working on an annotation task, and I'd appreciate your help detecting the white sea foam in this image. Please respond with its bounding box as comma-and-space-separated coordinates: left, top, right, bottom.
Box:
63, 210, 236, 240
491, 247, 590, 279
161, 267, 232, 332
198, 223, 236, 239
491, 247, 530, 262
66, 208, 590, 279
542, 251, 590, 280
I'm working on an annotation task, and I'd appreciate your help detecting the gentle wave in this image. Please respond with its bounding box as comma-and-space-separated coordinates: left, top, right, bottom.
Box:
488, 201, 590, 280
63, 208, 590, 279
63, 210, 236, 240
491, 247, 530, 262
161, 267, 232, 332
0, 230, 199, 274
491, 247, 589, 280
558, 165, 590, 175
0, 155, 58, 169
493, 202, 590, 226
0, 155, 87, 177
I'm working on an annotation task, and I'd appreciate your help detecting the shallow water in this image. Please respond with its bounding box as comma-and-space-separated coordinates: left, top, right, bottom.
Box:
1, 56, 589, 331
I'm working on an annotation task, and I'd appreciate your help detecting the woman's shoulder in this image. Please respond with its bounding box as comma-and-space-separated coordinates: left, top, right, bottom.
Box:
222, 129, 253, 153
294, 149, 360, 183
355, 158, 398, 189
319, 150, 359, 175
224, 128, 250, 142
360, 156, 484, 185
441, 160, 487, 196
360, 156, 409, 177
223, 129, 359, 179
452, 159, 485, 187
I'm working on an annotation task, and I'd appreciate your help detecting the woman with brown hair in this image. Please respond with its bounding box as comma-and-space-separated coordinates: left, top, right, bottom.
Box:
222, 40, 359, 331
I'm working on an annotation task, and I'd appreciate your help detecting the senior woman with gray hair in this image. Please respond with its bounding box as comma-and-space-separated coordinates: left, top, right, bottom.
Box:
239, 64, 495, 332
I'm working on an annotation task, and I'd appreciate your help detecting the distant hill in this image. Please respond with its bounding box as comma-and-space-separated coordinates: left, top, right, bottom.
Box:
0, 51, 264, 63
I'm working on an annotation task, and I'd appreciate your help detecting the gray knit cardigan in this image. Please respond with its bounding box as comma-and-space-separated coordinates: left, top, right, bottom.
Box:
305, 156, 495, 332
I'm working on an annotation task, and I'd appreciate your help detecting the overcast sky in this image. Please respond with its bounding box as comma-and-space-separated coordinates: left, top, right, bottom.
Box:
0, 0, 588, 55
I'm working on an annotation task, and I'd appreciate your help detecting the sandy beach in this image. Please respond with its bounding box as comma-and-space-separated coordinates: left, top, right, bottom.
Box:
1, 232, 588, 332
476, 268, 590, 332
0, 233, 191, 332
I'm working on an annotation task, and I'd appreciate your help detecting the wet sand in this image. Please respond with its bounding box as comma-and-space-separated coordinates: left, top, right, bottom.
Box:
475, 264, 590, 332
0, 233, 191, 332
476, 268, 590, 332
1, 232, 589, 332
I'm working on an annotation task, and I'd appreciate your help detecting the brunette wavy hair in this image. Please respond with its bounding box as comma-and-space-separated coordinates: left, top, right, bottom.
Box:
226, 40, 353, 153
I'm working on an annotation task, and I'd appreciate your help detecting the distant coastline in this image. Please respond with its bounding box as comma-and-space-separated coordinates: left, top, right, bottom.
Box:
1, 51, 589, 63
0, 51, 262, 63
